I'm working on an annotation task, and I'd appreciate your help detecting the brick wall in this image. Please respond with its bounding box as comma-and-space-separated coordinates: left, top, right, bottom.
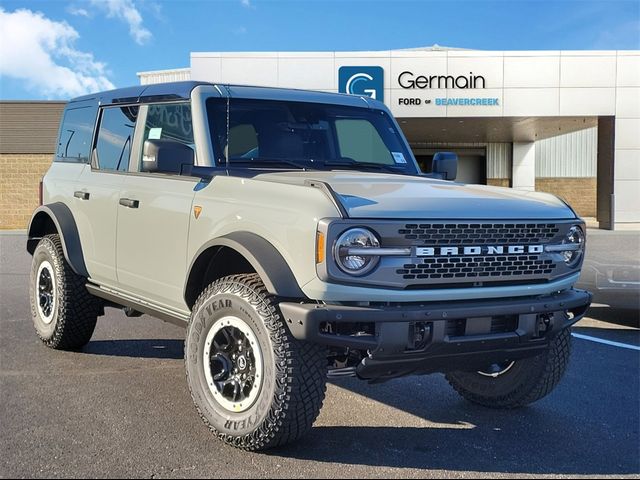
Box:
0, 154, 54, 229
535, 177, 597, 217
487, 178, 510, 187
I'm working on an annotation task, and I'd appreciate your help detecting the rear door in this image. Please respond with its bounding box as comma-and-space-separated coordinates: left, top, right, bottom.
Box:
45, 102, 96, 224
115, 102, 197, 311
72, 104, 138, 285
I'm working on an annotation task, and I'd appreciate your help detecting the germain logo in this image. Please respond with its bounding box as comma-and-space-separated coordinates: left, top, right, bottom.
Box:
338, 66, 384, 102
416, 245, 544, 257
398, 71, 486, 89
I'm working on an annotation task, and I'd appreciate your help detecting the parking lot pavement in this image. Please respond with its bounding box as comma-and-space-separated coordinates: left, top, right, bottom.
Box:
1, 231, 639, 479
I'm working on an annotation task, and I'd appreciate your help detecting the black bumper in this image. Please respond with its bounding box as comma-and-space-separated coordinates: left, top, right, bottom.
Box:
279, 288, 592, 380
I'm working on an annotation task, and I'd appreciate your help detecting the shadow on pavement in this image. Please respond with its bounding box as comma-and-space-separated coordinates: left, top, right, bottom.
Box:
267, 366, 639, 475
82, 339, 184, 359
271, 422, 635, 475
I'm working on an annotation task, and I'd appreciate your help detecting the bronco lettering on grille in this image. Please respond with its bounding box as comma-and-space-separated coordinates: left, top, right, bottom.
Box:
416, 245, 544, 257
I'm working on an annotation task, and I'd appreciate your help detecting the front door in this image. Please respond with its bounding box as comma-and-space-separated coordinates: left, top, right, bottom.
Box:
115, 102, 197, 312
115, 175, 196, 311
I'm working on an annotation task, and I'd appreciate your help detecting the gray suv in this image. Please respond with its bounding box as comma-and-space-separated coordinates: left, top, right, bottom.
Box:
27, 81, 591, 450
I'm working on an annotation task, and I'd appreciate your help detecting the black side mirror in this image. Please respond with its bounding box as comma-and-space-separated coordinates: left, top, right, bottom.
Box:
142, 139, 194, 174
432, 152, 458, 181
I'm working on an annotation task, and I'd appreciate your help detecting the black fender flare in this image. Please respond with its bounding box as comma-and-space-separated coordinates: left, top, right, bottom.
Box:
26, 203, 89, 278
185, 232, 305, 304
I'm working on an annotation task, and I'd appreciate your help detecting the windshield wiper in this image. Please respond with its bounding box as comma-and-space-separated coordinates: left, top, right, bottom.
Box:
228, 157, 313, 170
323, 160, 406, 173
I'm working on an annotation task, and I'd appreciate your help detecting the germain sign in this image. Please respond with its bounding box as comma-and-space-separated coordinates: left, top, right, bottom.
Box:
338, 66, 499, 107
338, 66, 384, 102
395, 70, 499, 107
398, 71, 486, 89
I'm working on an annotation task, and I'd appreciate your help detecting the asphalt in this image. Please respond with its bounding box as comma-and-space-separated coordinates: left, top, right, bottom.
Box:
1, 231, 639, 479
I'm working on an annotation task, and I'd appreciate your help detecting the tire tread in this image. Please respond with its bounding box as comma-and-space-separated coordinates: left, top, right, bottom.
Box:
445, 328, 572, 409
185, 273, 327, 450
32, 234, 98, 350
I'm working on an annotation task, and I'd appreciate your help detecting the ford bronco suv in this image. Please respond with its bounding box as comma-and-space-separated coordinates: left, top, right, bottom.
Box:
28, 81, 592, 450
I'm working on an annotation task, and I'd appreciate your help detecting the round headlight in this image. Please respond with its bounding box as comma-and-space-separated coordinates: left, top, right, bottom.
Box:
563, 225, 585, 266
334, 228, 380, 275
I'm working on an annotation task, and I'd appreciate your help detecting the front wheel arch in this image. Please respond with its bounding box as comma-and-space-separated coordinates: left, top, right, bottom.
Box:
184, 232, 305, 309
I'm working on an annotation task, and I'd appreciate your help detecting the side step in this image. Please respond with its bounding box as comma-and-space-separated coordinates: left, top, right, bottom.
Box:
85, 283, 189, 328
327, 366, 357, 379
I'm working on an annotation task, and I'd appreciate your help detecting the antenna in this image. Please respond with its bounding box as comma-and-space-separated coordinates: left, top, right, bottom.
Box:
225, 94, 230, 169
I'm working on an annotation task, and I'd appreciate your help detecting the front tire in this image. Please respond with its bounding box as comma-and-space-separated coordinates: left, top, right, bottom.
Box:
29, 234, 99, 350
184, 274, 327, 450
445, 328, 572, 409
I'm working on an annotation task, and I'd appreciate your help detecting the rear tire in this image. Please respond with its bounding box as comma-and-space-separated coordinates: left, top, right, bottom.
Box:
185, 273, 327, 450
445, 328, 572, 408
29, 234, 99, 350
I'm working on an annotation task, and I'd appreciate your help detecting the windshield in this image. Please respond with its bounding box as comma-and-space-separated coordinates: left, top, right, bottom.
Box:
206, 98, 417, 174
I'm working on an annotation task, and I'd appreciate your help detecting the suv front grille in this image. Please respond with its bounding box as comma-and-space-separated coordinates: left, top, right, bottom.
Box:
397, 254, 556, 281
398, 223, 559, 245
321, 219, 575, 290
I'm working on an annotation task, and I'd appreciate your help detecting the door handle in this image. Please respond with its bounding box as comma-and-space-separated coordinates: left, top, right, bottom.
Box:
119, 198, 139, 208
74, 191, 90, 200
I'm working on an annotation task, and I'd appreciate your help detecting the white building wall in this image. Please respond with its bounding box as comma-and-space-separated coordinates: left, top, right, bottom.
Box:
536, 128, 597, 178
138, 68, 191, 85
512, 142, 536, 191
614, 52, 640, 224
486, 143, 512, 179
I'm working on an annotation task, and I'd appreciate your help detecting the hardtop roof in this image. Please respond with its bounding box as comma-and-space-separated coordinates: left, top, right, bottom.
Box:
69, 81, 381, 109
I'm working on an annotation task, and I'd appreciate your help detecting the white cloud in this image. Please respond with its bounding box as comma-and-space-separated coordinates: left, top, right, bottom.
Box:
67, 6, 91, 17
240, 0, 253, 8
232, 26, 247, 35
0, 8, 115, 98
89, 0, 152, 45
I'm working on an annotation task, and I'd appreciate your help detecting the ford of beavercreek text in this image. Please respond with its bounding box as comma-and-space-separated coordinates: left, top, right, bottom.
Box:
27, 81, 591, 450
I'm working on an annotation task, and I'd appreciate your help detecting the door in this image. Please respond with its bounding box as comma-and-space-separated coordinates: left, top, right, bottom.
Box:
456, 154, 486, 184
115, 102, 197, 311
72, 105, 138, 285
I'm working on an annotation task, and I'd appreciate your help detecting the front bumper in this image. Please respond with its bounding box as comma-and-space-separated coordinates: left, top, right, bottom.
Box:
279, 288, 592, 380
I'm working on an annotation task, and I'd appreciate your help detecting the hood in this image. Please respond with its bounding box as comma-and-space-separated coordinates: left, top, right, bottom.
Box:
252, 171, 576, 220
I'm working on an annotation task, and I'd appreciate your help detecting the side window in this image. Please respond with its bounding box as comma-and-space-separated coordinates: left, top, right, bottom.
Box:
334, 118, 393, 165
139, 103, 194, 170
55, 106, 97, 163
95, 106, 138, 171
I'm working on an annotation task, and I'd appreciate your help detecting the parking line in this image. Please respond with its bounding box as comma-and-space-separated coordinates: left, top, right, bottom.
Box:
572, 332, 640, 351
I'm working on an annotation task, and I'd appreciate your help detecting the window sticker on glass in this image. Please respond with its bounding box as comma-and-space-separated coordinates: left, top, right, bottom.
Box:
148, 127, 162, 139
391, 152, 407, 164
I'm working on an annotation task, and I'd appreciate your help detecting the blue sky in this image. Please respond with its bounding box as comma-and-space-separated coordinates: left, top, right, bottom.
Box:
1, 0, 639, 99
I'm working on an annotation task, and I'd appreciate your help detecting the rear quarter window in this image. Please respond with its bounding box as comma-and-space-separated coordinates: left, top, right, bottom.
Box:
55, 106, 97, 163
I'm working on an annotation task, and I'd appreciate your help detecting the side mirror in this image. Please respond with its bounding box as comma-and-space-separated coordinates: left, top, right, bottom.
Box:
142, 139, 194, 174
432, 152, 458, 181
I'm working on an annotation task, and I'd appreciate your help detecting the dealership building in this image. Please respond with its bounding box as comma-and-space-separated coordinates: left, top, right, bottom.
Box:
138, 46, 640, 230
